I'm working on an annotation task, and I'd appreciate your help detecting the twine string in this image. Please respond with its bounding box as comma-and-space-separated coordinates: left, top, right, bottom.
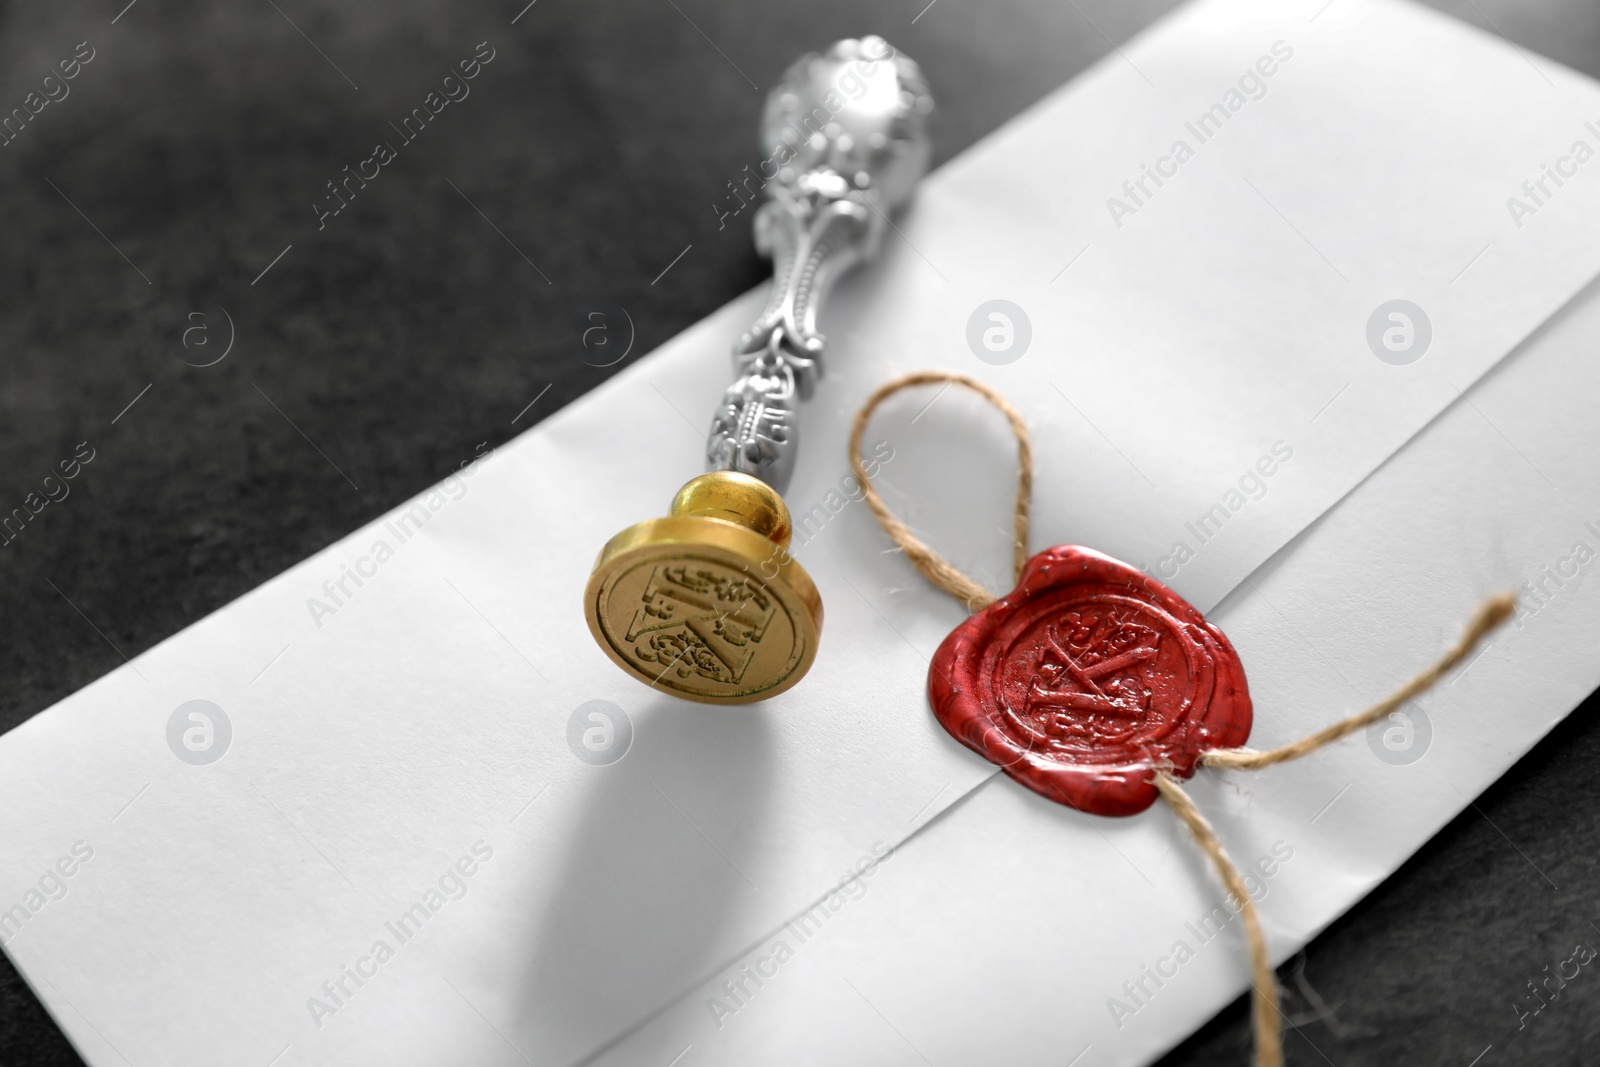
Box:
1178, 596, 1513, 1067
849, 370, 1517, 1067
1199, 592, 1516, 770
1153, 772, 1282, 1067
848, 371, 1032, 613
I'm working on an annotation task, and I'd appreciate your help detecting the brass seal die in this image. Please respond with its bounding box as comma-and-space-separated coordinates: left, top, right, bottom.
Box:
584, 472, 822, 704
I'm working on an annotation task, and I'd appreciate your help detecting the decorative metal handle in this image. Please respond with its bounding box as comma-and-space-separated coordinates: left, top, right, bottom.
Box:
706, 36, 934, 494
585, 37, 933, 704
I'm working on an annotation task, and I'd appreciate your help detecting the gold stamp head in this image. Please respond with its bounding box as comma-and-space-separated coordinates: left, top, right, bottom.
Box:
585, 472, 823, 703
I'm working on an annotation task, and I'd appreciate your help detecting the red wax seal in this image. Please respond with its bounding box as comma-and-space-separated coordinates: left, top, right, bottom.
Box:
929, 545, 1252, 816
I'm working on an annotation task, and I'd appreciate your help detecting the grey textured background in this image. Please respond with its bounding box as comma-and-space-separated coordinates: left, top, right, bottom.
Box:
1, 0, 1597, 1063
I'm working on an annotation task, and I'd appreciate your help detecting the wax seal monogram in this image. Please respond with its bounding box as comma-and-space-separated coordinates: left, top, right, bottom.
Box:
929, 546, 1252, 815
585, 36, 932, 703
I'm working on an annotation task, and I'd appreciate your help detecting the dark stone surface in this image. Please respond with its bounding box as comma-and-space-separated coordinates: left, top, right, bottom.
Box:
0, 0, 1595, 1064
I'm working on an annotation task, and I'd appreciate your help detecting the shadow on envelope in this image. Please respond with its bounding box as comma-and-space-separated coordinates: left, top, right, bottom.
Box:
515, 696, 775, 1060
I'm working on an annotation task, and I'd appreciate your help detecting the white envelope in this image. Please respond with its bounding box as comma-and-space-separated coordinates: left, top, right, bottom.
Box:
583, 237, 1600, 1067
2, 1, 1597, 1065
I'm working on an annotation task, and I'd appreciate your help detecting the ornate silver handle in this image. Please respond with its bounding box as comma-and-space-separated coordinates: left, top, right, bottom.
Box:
706, 36, 934, 494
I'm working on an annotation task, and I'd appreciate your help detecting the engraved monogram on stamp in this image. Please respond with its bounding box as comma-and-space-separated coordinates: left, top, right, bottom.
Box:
586, 473, 821, 703
626, 563, 777, 684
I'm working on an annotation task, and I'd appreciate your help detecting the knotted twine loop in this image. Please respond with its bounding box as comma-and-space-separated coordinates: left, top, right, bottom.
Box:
849, 371, 1518, 1067
848, 372, 1031, 613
